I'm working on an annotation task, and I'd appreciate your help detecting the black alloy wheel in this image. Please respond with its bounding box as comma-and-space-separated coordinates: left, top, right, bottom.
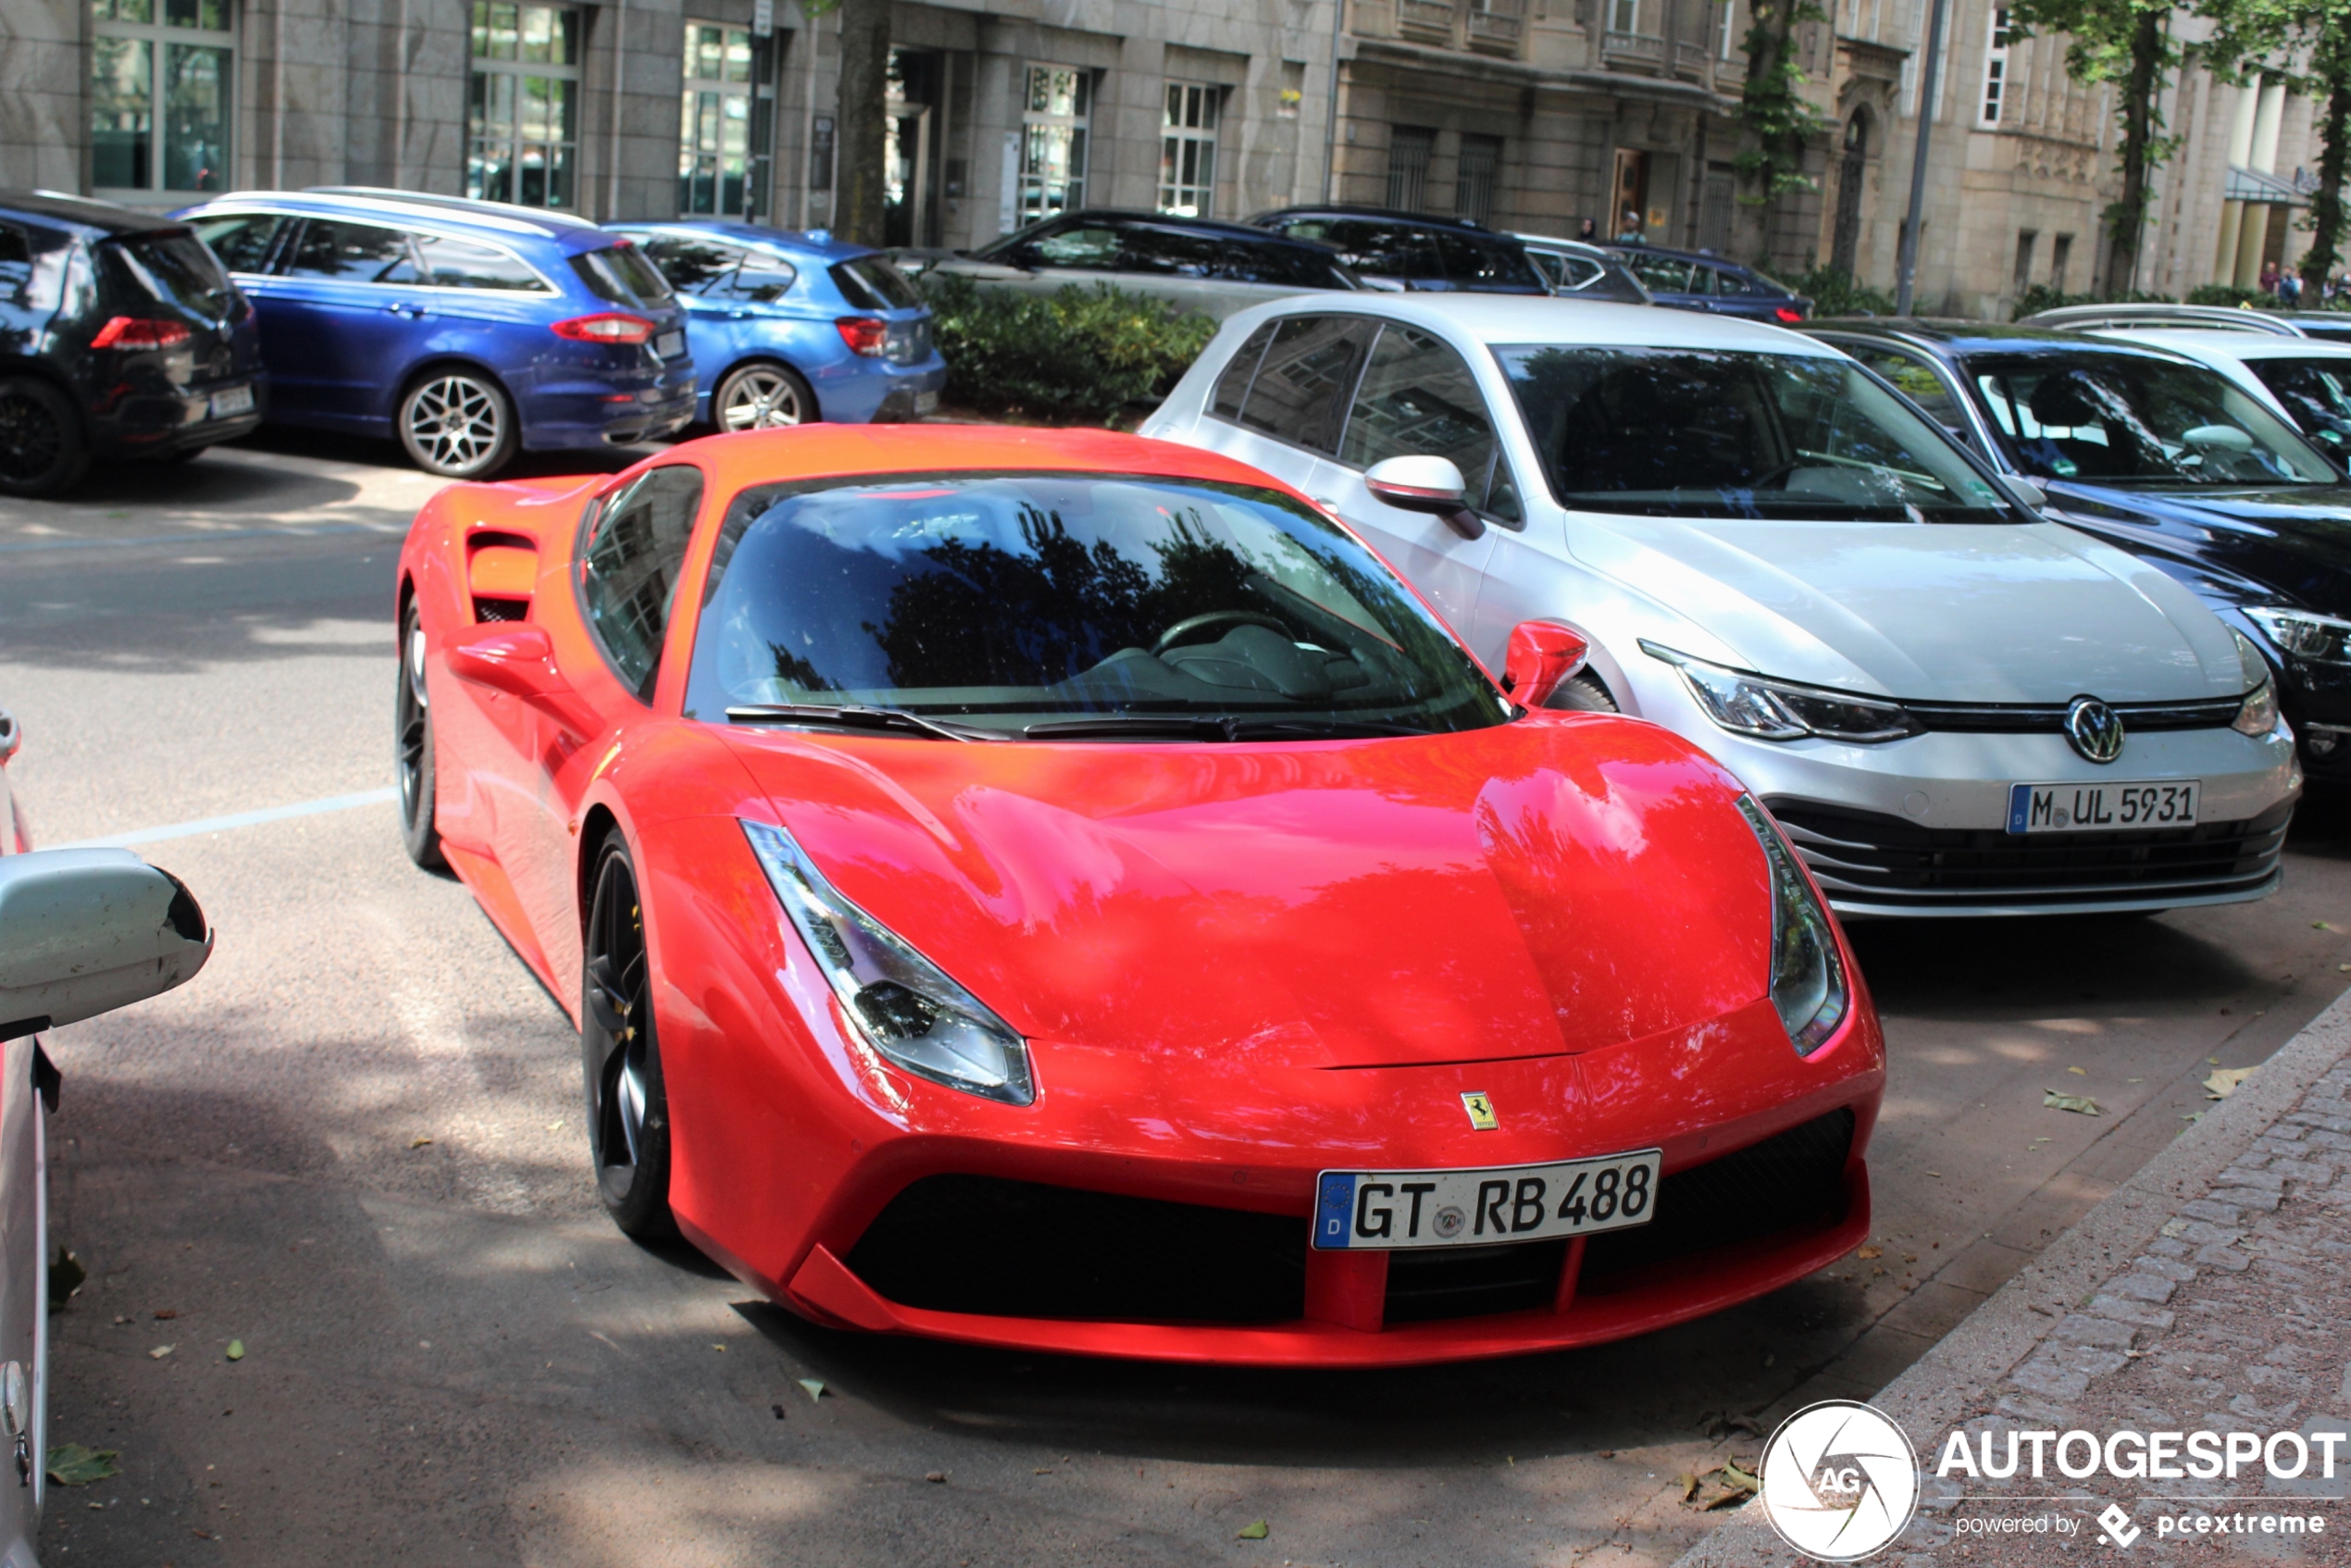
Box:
581, 838, 676, 1238
0, 377, 90, 498
395, 604, 445, 870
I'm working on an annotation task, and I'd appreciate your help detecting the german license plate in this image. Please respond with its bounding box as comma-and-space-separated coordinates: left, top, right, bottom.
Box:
2006, 779, 2200, 834
656, 330, 685, 359
1312, 1150, 1661, 1251
207, 384, 254, 417
915, 389, 939, 415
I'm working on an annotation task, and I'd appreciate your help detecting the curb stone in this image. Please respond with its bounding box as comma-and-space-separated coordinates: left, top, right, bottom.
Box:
1667, 989, 2351, 1567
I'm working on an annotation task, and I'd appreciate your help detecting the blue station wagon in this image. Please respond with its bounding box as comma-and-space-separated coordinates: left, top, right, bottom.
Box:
607, 220, 945, 429
173, 188, 695, 477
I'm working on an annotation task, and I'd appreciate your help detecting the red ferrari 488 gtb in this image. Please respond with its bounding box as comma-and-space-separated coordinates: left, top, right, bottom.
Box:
393, 425, 1884, 1366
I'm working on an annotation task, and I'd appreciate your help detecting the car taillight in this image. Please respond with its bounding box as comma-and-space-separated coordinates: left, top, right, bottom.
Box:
1774, 305, 1806, 324
836, 317, 888, 357
90, 316, 193, 350
551, 313, 655, 344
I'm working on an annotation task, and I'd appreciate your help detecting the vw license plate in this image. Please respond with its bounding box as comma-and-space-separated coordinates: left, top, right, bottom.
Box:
655, 330, 685, 360
1312, 1150, 1661, 1251
2007, 779, 2199, 834
207, 384, 254, 418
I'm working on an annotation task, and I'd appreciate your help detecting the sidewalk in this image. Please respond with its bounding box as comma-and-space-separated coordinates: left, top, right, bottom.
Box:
1673, 994, 2351, 1565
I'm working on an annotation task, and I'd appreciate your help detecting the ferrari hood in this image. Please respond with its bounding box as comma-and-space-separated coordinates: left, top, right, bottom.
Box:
721, 719, 1775, 1070
1570, 515, 2247, 703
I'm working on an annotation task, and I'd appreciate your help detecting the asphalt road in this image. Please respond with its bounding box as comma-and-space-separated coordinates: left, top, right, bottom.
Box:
5, 433, 2350, 1567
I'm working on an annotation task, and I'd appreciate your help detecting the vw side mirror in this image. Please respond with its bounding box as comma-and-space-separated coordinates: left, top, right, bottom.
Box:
1502, 620, 1590, 709
1363, 455, 1484, 540
0, 849, 213, 1041
2002, 474, 2049, 513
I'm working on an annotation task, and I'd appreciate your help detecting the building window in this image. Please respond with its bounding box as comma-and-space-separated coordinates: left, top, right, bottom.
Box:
91, 0, 234, 194
1980, 7, 2011, 125
1158, 81, 1221, 218
2051, 232, 2073, 292
1611, 0, 1643, 32
680, 21, 753, 216
1387, 125, 1435, 210
1718, 0, 1737, 57
1456, 133, 1501, 225
2012, 229, 2036, 293
1019, 65, 1091, 224
469, 1, 580, 208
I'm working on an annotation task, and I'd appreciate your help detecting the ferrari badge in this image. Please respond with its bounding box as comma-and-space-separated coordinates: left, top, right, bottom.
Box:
1461, 1091, 1498, 1131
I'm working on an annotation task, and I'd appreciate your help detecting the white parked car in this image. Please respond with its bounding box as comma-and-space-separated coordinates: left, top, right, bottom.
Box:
1139, 295, 2302, 916
2084, 327, 2351, 463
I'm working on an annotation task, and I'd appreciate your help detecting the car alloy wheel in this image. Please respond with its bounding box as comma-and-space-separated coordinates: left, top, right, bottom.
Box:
394, 605, 445, 870
0, 376, 90, 498
715, 363, 813, 431
581, 838, 675, 1238
398, 371, 515, 479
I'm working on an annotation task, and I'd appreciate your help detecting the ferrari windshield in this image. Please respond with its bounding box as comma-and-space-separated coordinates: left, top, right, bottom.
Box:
1492, 345, 2017, 520
1961, 351, 2338, 486
683, 472, 1509, 738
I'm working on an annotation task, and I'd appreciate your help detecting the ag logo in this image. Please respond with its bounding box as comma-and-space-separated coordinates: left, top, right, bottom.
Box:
1758, 1400, 1920, 1562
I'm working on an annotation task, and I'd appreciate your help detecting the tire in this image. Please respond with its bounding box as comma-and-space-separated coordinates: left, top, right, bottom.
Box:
394, 603, 446, 870
163, 444, 207, 464
580, 837, 676, 1239
0, 376, 89, 498
1548, 674, 1620, 713
397, 369, 516, 479
714, 361, 816, 431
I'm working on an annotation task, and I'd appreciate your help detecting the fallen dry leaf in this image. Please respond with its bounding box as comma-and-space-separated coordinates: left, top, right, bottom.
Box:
224, 1341, 244, 1362
1678, 1472, 1700, 1501
1856, 1245, 1883, 1260
2067, 1066, 2087, 1076
798, 1377, 825, 1402
44, 1444, 118, 1487
2044, 1090, 2100, 1116
409, 1137, 433, 1150
2205, 1066, 2256, 1100
148, 1345, 174, 1360
1236, 1520, 1269, 1540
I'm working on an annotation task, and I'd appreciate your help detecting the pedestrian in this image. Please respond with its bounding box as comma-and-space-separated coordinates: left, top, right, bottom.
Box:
1615, 209, 1645, 245
1578, 217, 1598, 242
2280, 268, 2303, 305
2260, 259, 2282, 294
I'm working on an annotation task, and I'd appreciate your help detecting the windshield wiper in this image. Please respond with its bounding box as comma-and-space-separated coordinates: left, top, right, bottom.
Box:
1022, 715, 1426, 741
726, 703, 1001, 742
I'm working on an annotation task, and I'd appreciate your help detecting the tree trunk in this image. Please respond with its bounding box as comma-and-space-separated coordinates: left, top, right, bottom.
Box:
2102, 6, 2164, 292
835, 0, 889, 247
2303, 45, 2351, 293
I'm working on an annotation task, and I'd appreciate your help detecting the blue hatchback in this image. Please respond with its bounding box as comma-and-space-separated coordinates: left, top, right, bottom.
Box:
605, 221, 945, 429
171, 188, 695, 477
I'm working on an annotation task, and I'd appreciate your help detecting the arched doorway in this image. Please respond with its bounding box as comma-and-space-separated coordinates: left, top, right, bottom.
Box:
1831, 108, 1872, 274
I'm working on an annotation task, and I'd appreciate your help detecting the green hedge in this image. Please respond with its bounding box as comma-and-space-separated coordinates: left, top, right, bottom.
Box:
919, 273, 1216, 425
2010, 283, 2175, 320
1786, 265, 1896, 318
2184, 283, 2272, 309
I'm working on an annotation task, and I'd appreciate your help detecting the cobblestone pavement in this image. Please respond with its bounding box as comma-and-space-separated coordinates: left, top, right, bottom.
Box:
1912, 1053, 2351, 1563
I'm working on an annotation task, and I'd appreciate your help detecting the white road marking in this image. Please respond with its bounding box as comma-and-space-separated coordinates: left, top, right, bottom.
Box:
44, 787, 400, 850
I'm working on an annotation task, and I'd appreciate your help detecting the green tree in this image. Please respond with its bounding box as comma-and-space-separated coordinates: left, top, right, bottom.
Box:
2003, 0, 2183, 291
2304, 36, 2351, 292
2208, 0, 2351, 292
1736, 0, 1835, 231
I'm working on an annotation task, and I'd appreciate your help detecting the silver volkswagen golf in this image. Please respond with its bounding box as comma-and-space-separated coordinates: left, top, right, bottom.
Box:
1140, 295, 2301, 917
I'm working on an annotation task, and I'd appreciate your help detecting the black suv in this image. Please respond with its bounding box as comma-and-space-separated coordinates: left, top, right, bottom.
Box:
0, 191, 265, 497
1247, 206, 1549, 294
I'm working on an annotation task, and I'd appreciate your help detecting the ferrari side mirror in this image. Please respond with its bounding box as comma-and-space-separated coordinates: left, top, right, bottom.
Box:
0, 849, 213, 1041
0, 708, 18, 765
1501, 620, 1590, 709
1364, 455, 1485, 541
446, 625, 572, 704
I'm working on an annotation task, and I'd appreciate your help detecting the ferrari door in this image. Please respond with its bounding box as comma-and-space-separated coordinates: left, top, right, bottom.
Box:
1312, 322, 1503, 638
503, 465, 708, 994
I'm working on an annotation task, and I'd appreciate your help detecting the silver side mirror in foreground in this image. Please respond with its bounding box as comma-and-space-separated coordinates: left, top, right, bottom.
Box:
0, 850, 212, 1041
1363, 454, 1484, 541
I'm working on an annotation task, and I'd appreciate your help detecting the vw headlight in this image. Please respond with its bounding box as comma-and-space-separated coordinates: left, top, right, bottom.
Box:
2233, 676, 2280, 737
1736, 797, 1849, 1056
1643, 642, 1922, 743
2245, 605, 2351, 665
742, 818, 1035, 1105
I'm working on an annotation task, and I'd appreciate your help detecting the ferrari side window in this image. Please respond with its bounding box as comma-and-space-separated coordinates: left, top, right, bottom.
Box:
578, 465, 706, 699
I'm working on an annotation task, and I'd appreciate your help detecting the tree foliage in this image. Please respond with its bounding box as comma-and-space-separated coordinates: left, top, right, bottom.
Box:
2208, 0, 2351, 290
1736, 0, 1835, 210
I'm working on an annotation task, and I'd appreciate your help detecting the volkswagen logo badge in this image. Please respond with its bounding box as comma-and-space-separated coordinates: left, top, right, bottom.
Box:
2064, 696, 2125, 764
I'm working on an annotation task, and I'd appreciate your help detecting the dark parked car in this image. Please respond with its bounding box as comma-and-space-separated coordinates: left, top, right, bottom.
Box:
1248, 206, 1548, 294
0, 190, 265, 498
1810, 318, 2351, 773
171, 188, 694, 479
918, 209, 1358, 321
1608, 243, 1811, 323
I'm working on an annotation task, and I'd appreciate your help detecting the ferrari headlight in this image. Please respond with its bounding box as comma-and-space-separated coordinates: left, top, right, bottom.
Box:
741, 818, 1035, 1106
1736, 797, 1848, 1056
2245, 605, 2351, 665
1642, 642, 1922, 743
